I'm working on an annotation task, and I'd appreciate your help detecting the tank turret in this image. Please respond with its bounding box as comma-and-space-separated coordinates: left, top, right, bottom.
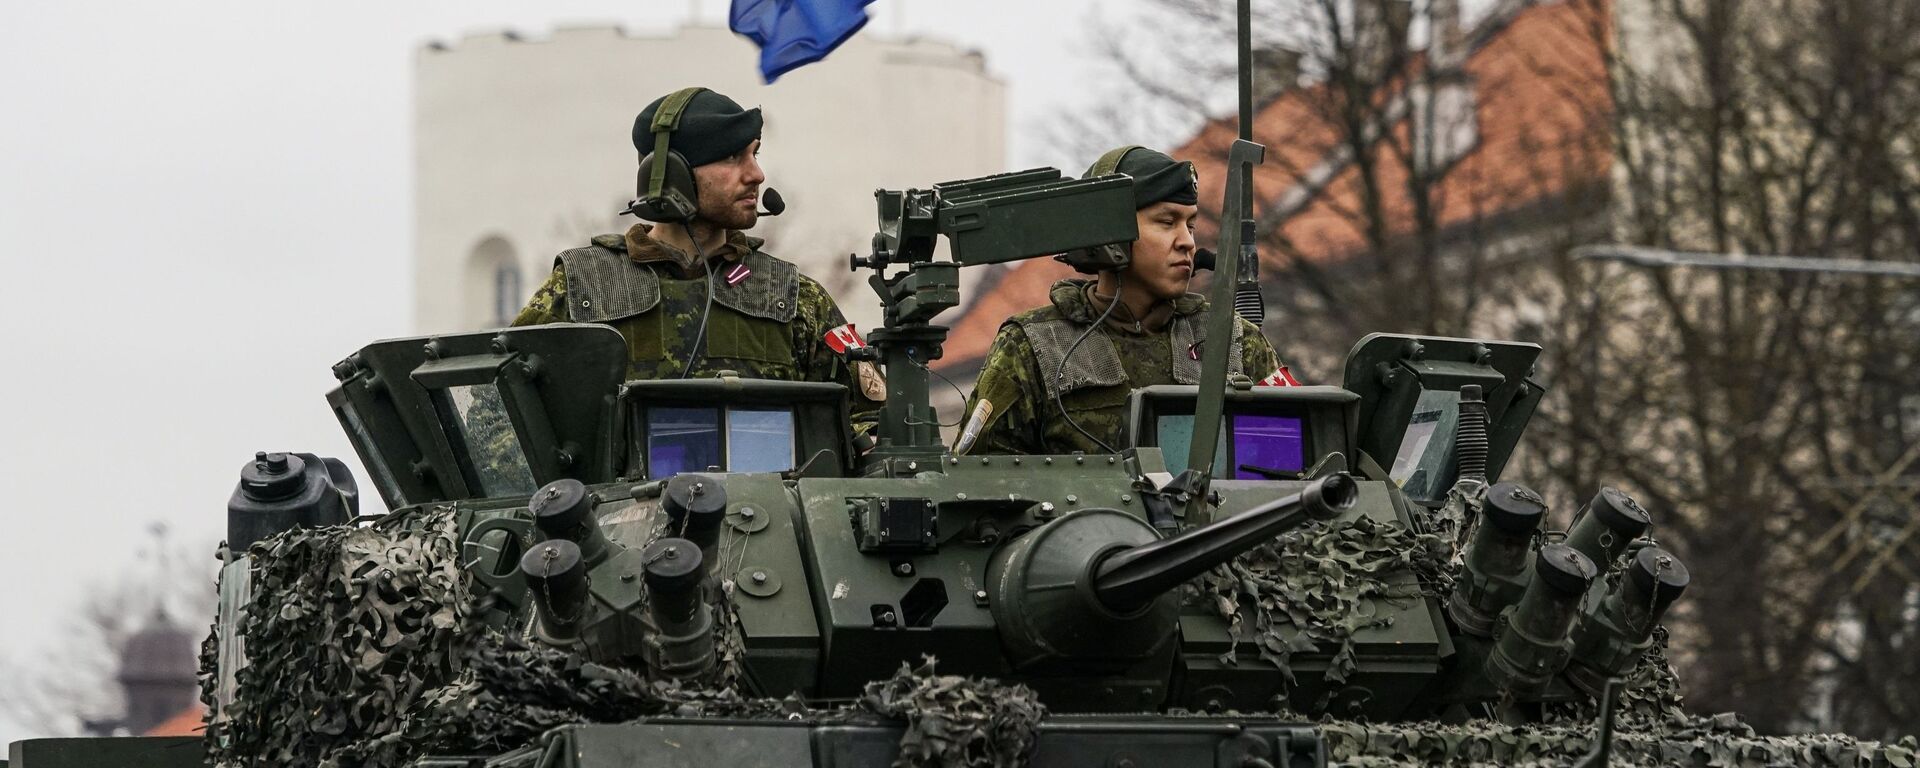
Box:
988, 473, 1357, 671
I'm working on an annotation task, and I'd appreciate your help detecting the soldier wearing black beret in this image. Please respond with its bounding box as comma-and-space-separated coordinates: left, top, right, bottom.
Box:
954, 146, 1287, 456
509, 87, 883, 459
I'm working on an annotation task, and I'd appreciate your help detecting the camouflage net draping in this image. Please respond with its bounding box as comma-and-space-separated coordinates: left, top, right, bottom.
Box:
202, 506, 471, 767
1191, 514, 1454, 709
200, 506, 1914, 767
1322, 717, 1919, 767
857, 658, 1047, 768
199, 508, 1046, 768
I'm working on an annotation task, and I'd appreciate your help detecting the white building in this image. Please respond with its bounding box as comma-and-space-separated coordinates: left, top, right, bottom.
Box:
414, 24, 1007, 334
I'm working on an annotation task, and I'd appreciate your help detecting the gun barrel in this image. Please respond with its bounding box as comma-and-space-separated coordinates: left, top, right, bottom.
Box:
1092, 472, 1358, 614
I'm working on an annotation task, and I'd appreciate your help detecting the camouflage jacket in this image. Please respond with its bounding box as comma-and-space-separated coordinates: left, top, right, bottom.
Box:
513, 224, 884, 417
954, 279, 1283, 455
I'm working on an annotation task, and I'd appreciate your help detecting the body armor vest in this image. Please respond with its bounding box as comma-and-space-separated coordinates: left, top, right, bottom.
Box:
557, 234, 800, 325
1014, 307, 1246, 401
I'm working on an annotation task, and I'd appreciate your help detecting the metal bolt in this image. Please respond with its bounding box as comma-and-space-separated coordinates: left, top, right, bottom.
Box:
1121, 494, 1132, 503
751, 571, 768, 584
740, 508, 757, 520
621, 573, 635, 582
1044, 457, 1053, 465
907, 461, 918, 471
1107, 456, 1116, 464
1039, 502, 1056, 513
879, 611, 897, 625
1013, 457, 1022, 465
893, 562, 914, 577
1066, 495, 1079, 504
975, 590, 988, 600
949, 457, 960, 465
662, 546, 679, 559
956, 492, 968, 501
691, 481, 705, 495
1076, 456, 1085, 464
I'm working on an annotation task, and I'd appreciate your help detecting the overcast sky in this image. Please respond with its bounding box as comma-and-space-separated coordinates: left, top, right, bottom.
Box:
0, 0, 1114, 742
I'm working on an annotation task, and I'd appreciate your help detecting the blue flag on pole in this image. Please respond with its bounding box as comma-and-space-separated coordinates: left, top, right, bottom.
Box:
730, 0, 877, 83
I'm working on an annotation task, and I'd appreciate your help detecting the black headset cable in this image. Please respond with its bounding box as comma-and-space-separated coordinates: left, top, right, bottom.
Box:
1055, 282, 1124, 454
679, 220, 717, 379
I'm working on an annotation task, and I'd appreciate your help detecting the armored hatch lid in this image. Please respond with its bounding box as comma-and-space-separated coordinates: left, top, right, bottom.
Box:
327, 323, 628, 508
1341, 333, 1545, 506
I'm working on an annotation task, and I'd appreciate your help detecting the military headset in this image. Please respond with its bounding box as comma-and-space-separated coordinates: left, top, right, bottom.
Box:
624, 86, 707, 223
1057, 144, 1145, 274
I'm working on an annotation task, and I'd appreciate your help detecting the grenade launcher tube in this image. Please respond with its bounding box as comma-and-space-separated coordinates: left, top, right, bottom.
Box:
1092, 472, 1358, 614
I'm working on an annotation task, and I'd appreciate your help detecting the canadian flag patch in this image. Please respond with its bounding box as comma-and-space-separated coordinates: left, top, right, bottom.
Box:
1259, 366, 1302, 387
723, 263, 752, 286
824, 323, 868, 354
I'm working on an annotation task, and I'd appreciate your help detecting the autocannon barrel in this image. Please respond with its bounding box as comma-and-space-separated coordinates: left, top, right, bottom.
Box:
1092, 472, 1358, 614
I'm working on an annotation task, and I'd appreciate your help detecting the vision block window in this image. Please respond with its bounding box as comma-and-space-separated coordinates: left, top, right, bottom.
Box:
1232, 415, 1304, 480
645, 406, 797, 478
728, 409, 795, 473
1389, 388, 1461, 500
648, 407, 723, 479
439, 383, 537, 496
1155, 414, 1225, 477
1156, 412, 1308, 480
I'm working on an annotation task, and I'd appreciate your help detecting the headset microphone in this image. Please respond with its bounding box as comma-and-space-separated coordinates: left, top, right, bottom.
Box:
758, 188, 786, 216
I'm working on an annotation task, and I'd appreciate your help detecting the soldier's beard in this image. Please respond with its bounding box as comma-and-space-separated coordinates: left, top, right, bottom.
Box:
701, 205, 758, 231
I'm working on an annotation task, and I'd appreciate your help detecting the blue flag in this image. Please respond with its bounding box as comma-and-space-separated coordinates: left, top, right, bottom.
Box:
730, 0, 877, 83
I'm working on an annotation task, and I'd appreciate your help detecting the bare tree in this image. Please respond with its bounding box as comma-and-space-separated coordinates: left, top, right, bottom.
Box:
0, 525, 219, 739
1056, 0, 1920, 738
1541, 0, 1920, 736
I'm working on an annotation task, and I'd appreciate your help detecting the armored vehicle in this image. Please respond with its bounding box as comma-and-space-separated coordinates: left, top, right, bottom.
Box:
10, 8, 1911, 767
10, 162, 1733, 768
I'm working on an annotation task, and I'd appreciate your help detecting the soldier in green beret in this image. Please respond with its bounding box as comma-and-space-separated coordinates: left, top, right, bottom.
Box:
952, 146, 1289, 456
510, 87, 886, 418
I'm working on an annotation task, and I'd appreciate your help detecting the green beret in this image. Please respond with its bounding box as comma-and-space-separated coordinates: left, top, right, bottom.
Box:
633, 89, 764, 168
1087, 147, 1198, 209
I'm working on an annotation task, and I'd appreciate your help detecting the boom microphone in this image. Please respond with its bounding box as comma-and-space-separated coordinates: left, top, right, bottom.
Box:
759, 188, 786, 216
1194, 247, 1217, 271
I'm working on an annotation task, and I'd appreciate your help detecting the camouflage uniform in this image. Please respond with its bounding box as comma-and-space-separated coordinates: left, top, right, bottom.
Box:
513, 223, 884, 413
955, 279, 1283, 455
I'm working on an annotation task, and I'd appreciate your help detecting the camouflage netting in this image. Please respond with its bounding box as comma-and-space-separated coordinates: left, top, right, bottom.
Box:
203, 506, 471, 767
202, 506, 1912, 767
1192, 514, 1453, 708
857, 658, 1047, 768
201, 509, 1046, 768
1194, 515, 1919, 766
1322, 717, 1919, 767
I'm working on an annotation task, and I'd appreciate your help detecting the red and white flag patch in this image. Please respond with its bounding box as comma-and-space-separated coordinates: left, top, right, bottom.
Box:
824, 323, 867, 354
1259, 366, 1302, 387
723, 263, 752, 286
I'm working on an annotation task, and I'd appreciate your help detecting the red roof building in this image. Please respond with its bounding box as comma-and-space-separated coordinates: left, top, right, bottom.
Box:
936, 0, 1612, 376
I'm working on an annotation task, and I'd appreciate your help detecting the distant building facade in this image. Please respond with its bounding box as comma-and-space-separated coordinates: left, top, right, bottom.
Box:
83, 610, 198, 737
414, 24, 1007, 335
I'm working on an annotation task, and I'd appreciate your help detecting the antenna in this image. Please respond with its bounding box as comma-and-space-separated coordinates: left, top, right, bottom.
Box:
1183, 0, 1268, 521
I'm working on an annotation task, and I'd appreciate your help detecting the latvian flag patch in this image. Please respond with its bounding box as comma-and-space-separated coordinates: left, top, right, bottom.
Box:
723, 263, 752, 286
824, 323, 868, 354
1259, 366, 1302, 387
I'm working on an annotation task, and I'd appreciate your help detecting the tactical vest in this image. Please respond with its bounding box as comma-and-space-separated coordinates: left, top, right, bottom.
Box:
555, 234, 802, 369
1014, 306, 1247, 402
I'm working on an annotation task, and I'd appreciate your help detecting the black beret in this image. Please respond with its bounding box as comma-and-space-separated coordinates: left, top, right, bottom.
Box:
633, 89, 764, 168
1088, 147, 1198, 208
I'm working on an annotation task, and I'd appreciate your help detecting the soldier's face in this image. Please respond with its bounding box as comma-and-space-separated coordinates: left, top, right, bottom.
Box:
1124, 201, 1200, 302
693, 139, 766, 230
